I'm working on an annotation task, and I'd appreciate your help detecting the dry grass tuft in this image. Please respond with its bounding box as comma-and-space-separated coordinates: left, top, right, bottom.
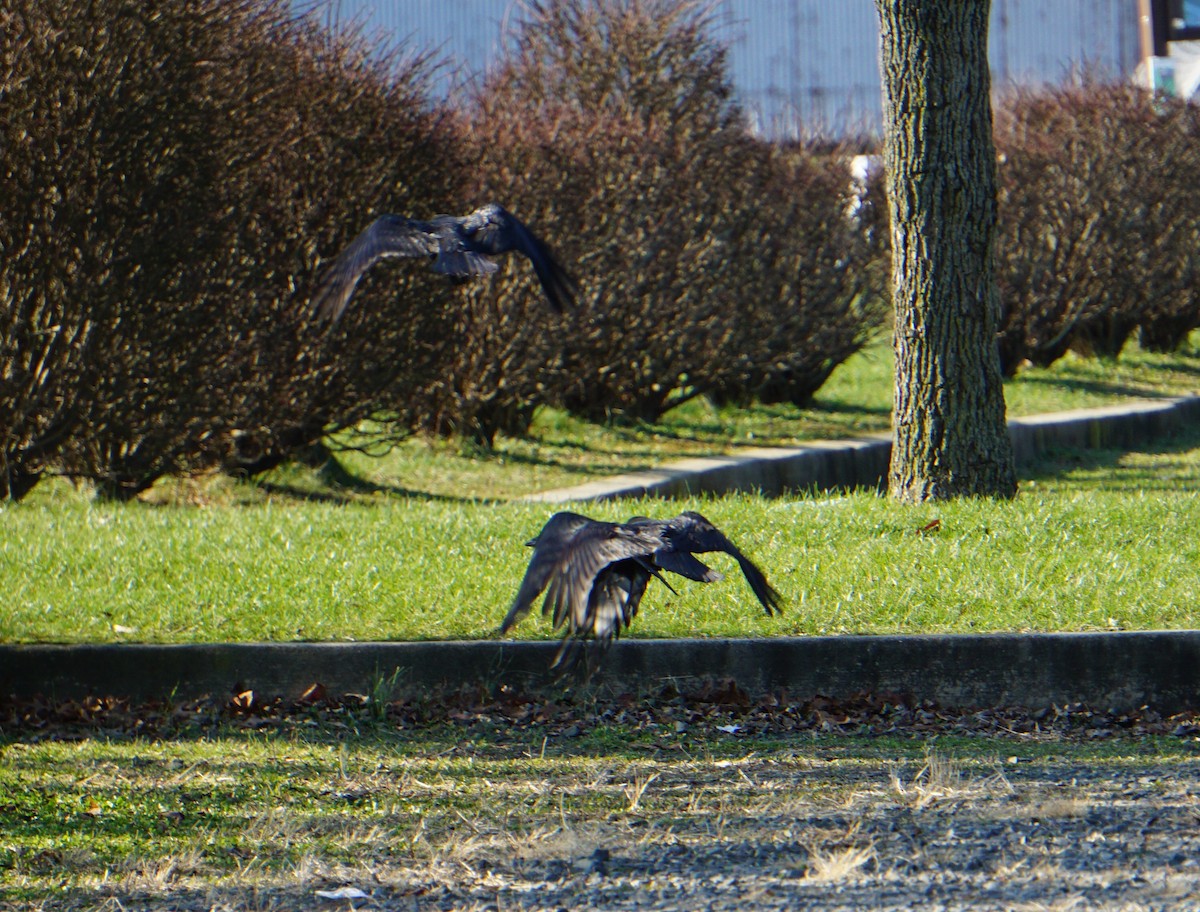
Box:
802, 842, 875, 883
623, 770, 661, 812
890, 749, 1014, 809
1029, 797, 1090, 819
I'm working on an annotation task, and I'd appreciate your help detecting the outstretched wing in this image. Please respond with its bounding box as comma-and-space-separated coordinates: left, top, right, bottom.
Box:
551, 558, 654, 675
539, 521, 666, 634
664, 511, 783, 615
310, 215, 439, 321
499, 512, 596, 634
653, 550, 724, 583
465, 204, 579, 314
502, 510, 662, 636
504, 511, 779, 680
624, 516, 724, 584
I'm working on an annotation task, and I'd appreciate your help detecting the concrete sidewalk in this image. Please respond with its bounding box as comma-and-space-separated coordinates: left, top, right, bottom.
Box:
524, 395, 1200, 502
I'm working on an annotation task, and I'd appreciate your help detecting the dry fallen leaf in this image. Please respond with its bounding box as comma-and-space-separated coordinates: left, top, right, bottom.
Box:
299, 682, 329, 704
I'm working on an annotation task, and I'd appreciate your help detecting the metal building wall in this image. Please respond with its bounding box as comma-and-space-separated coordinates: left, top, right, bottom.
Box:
712, 0, 882, 136
301, 0, 1142, 137
302, 0, 524, 101
988, 0, 1141, 86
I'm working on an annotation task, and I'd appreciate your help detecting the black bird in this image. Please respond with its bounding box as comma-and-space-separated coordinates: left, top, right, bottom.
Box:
310, 202, 578, 321
500, 510, 782, 674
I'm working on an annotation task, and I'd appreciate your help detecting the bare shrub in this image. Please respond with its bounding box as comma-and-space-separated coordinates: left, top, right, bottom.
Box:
707, 142, 889, 408
411, 0, 752, 433
993, 81, 1200, 373
207, 14, 464, 477
416, 0, 886, 435
1, 0, 891, 489
0, 0, 460, 497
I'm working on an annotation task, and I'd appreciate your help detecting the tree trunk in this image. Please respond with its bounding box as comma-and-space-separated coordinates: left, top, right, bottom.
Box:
875, 0, 1017, 502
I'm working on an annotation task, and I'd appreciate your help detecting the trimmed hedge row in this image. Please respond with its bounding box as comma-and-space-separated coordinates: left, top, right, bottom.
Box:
993, 81, 1200, 373
1, 0, 462, 498
418, 1, 889, 441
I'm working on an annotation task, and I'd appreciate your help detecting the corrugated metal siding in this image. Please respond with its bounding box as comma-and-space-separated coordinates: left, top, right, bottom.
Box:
300, 0, 1142, 137
989, 0, 1141, 87
713, 0, 882, 136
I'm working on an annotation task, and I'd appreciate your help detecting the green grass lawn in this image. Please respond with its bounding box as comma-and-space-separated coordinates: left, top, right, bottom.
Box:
3, 426, 1200, 645
6, 340, 1200, 910
3, 336, 1200, 645
238, 334, 1200, 502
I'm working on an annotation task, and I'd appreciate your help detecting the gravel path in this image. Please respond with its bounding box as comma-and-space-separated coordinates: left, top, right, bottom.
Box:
357, 756, 1200, 912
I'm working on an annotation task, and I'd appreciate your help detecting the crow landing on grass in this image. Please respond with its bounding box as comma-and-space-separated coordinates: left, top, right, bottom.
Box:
310, 202, 578, 321
500, 510, 783, 676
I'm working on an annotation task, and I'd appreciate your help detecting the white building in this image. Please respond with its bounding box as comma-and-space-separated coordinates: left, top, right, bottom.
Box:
301, 0, 1143, 137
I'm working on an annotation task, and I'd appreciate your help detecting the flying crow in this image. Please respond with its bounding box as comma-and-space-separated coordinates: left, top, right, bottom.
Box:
311, 203, 578, 320
500, 510, 782, 675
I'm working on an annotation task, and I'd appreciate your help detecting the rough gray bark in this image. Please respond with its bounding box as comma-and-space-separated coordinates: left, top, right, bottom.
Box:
875, 0, 1017, 502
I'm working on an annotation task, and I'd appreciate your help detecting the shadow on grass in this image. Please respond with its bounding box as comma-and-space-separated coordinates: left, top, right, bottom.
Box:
473, 439, 659, 478
252, 455, 502, 505
276, 418, 1200, 504
1020, 423, 1200, 492
6, 711, 1198, 912
1134, 348, 1200, 379
595, 401, 892, 450
801, 400, 893, 421
1010, 372, 1172, 402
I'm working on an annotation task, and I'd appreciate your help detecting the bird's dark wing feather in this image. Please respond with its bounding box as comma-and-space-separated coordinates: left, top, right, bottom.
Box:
653, 550, 724, 583
499, 512, 596, 633
636, 555, 680, 596
664, 511, 783, 615
311, 215, 439, 321
505, 509, 785, 680
541, 521, 666, 633
585, 564, 643, 641
512, 512, 781, 679
467, 204, 578, 313
624, 516, 724, 584
430, 230, 500, 277
551, 559, 652, 675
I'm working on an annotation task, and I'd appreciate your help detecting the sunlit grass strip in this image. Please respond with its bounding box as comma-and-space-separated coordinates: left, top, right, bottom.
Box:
4, 337, 1200, 645
13, 335, 1200, 505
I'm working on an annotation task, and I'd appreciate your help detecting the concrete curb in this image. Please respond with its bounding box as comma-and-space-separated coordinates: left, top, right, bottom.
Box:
3, 632, 1200, 711
524, 395, 1200, 502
